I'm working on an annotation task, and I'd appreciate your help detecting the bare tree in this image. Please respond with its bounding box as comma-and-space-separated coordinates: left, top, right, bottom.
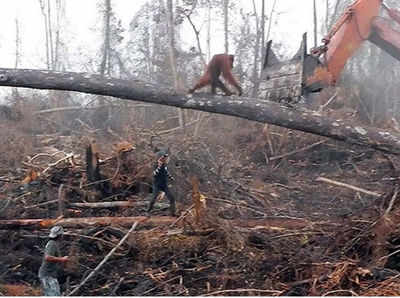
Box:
177, 1, 206, 66
260, 0, 266, 68
38, 0, 50, 69
250, 0, 261, 98
313, 0, 318, 47
99, 0, 111, 77
165, 0, 186, 131
207, 0, 212, 60
325, 0, 329, 35
252, 0, 275, 98
266, 0, 278, 42
47, 0, 55, 68
166, 0, 178, 90
14, 18, 20, 69
38, 0, 65, 70
54, 0, 62, 69
223, 0, 229, 53
12, 17, 21, 100
96, 0, 114, 129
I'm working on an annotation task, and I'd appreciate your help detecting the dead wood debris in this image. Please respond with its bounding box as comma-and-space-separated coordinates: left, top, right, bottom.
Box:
1, 122, 400, 296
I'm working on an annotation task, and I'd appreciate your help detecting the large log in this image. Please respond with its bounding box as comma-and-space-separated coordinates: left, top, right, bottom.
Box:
0, 216, 175, 230
0, 68, 400, 154
0, 215, 313, 231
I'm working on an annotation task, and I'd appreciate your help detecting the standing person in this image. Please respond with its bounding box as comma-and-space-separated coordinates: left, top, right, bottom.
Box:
38, 226, 69, 296
147, 150, 177, 217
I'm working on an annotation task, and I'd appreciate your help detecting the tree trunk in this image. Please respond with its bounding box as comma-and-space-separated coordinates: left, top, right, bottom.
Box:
165, 0, 186, 132
325, 0, 329, 35
313, 0, 318, 48
260, 0, 266, 70
185, 7, 206, 66
252, 0, 268, 98
250, 0, 261, 98
47, 0, 55, 69
14, 18, 20, 69
100, 0, 111, 77
12, 17, 21, 100
54, 0, 65, 71
0, 216, 175, 230
224, 0, 229, 53
0, 215, 311, 230
183, 1, 207, 137
207, 1, 211, 60
38, 0, 50, 69
265, 0, 278, 52
166, 0, 178, 88
1, 68, 400, 154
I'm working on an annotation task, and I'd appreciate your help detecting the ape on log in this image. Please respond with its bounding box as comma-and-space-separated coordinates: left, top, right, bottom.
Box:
188, 54, 242, 96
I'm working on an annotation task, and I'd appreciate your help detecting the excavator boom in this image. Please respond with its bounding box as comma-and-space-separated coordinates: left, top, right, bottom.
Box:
260, 0, 400, 103
369, 16, 400, 60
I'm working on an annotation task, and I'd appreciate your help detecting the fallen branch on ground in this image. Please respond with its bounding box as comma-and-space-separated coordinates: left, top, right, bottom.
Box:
42, 153, 75, 174
68, 201, 146, 208
67, 221, 140, 296
316, 177, 382, 197
203, 288, 283, 296
0, 215, 313, 230
0, 216, 175, 230
269, 140, 327, 161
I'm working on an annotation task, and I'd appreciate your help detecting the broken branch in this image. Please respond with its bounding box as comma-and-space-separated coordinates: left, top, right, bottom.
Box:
67, 221, 140, 296
316, 177, 382, 197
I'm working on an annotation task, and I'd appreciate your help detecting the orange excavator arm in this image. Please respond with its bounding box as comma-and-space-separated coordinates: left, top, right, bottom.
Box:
307, 0, 382, 88
307, 0, 400, 90
260, 0, 400, 102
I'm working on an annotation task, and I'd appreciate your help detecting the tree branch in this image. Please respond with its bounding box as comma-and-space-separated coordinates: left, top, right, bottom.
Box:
67, 221, 140, 296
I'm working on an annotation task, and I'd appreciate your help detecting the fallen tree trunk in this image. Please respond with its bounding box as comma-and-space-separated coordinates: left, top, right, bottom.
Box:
0, 215, 313, 230
0, 216, 175, 230
0, 68, 400, 154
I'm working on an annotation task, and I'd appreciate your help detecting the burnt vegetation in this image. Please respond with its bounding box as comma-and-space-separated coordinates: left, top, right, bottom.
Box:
1, 90, 400, 296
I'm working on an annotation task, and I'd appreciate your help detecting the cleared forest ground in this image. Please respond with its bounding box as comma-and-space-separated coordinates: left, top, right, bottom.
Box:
1, 105, 400, 296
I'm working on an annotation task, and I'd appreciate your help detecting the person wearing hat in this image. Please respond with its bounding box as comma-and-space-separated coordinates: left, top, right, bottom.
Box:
147, 149, 177, 216
38, 226, 69, 296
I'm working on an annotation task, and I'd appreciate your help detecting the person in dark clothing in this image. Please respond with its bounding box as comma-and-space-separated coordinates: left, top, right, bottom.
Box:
147, 150, 176, 216
38, 226, 69, 296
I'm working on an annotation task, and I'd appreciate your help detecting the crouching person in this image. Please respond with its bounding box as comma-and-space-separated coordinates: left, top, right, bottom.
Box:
38, 226, 69, 296
147, 150, 177, 217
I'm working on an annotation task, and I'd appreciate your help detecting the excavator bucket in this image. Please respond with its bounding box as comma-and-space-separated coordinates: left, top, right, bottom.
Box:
259, 33, 324, 103
259, 33, 308, 103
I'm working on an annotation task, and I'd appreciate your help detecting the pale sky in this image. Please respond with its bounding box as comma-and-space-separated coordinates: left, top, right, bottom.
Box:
0, 0, 321, 69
